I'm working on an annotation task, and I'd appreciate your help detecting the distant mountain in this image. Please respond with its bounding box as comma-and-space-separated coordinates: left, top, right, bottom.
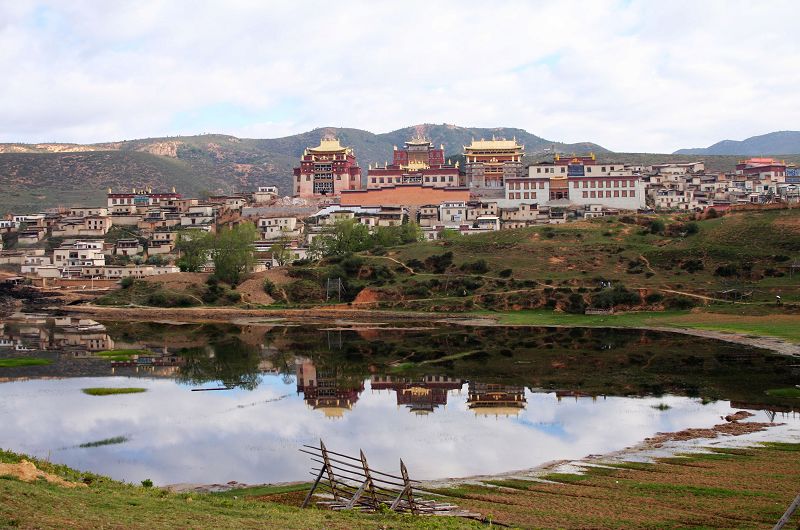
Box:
674, 131, 800, 155
0, 124, 606, 212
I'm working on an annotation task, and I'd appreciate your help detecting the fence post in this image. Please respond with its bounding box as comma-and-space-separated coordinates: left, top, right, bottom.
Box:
320, 439, 342, 502
360, 449, 379, 509
774, 493, 800, 530
400, 459, 417, 515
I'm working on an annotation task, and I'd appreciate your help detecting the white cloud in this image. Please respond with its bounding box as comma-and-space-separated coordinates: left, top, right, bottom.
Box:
0, 0, 798, 151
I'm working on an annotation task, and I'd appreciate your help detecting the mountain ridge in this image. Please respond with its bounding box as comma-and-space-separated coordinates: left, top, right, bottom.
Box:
0, 124, 606, 212
674, 131, 800, 156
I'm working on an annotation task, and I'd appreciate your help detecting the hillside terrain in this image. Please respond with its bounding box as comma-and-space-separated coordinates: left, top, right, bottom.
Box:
675, 130, 800, 155
0, 124, 603, 213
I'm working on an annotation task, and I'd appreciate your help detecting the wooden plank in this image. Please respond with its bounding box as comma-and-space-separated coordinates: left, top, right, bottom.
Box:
301, 465, 326, 508
774, 493, 800, 530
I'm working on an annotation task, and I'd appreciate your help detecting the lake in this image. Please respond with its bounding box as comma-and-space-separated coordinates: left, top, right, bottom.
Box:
0, 316, 797, 485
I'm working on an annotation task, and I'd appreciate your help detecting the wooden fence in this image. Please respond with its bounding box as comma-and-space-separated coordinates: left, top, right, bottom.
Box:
300, 440, 472, 517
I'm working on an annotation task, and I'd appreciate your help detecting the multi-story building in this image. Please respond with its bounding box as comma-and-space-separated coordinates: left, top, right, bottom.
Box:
53, 241, 106, 268
505, 154, 645, 211
107, 188, 182, 208
367, 137, 462, 189
464, 138, 525, 189
257, 216, 301, 240
293, 138, 363, 198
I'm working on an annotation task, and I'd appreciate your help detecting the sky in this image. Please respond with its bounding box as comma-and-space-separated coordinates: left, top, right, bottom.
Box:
1, 0, 798, 152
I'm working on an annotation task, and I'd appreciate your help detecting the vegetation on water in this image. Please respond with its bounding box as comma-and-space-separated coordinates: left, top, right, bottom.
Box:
0, 358, 52, 368
81, 387, 147, 396
78, 436, 129, 448
94, 349, 150, 361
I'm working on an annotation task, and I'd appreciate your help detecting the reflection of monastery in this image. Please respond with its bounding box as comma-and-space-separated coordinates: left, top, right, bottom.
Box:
370, 375, 463, 415
0, 317, 114, 352
295, 358, 364, 418
467, 382, 527, 417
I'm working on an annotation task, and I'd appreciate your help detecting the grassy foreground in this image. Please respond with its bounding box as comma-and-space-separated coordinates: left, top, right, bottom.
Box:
0, 358, 52, 368
487, 307, 800, 343
425, 443, 800, 529
2, 445, 798, 529
0, 450, 476, 530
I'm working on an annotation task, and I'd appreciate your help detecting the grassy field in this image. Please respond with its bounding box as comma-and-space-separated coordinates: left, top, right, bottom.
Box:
81, 387, 147, 396
0, 358, 52, 368
4, 444, 794, 529
0, 450, 477, 529
423, 443, 800, 529
487, 307, 800, 342
94, 349, 150, 361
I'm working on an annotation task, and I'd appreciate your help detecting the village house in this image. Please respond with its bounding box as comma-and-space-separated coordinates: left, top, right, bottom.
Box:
16, 229, 46, 245
257, 216, 301, 240
180, 205, 216, 230
69, 207, 109, 217
114, 238, 143, 257
252, 186, 279, 204
52, 215, 112, 237
147, 230, 177, 255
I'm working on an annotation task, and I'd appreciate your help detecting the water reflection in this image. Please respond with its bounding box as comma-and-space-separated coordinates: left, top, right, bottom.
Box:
1, 316, 798, 485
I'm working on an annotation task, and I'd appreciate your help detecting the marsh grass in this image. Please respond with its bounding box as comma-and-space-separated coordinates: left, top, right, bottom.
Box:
0, 358, 51, 368
82, 388, 147, 396
79, 436, 129, 448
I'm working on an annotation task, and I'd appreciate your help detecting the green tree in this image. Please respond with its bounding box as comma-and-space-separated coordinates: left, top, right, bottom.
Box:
313, 219, 372, 258
269, 233, 293, 267
175, 229, 211, 272
210, 222, 257, 285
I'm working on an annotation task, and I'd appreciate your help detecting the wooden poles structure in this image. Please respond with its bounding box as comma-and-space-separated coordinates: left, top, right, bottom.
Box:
299, 440, 465, 516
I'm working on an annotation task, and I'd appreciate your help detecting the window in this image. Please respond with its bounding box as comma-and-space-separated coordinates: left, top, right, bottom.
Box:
630, 190, 635, 197
606, 191, 611, 198
582, 191, 588, 198
583, 181, 588, 188
586, 167, 592, 173
560, 167, 565, 173
614, 190, 619, 197
537, 168, 541, 173
524, 192, 529, 199
622, 190, 628, 197
590, 191, 596, 198
602, 167, 606, 172
573, 182, 579, 188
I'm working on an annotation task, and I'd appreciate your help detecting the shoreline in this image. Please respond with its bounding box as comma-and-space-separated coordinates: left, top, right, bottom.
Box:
63, 304, 800, 357
168, 418, 800, 494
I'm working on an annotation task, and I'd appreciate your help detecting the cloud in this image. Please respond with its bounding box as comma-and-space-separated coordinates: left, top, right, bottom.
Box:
0, 0, 798, 151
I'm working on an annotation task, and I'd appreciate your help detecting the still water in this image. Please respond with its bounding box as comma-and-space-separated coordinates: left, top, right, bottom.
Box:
0, 317, 797, 485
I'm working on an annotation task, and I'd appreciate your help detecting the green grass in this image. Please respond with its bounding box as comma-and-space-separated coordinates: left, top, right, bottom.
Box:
484, 308, 800, 343
78, 436, 129, 448
211, 483, 313, 498
81, 387, 147, 396
765, 387, 800, 398
0, 358, 52, 368
95, 349, 150, 361
0, 449, 476, 529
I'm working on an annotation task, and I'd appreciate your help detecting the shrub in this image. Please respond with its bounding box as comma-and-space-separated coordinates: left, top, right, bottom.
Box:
499, 268, 513, 278
706, 207, 719, 219
684, 222, 700, 235
665, 295, 698, 309
141, 479, 153, 488
120, 277, 134, 289
681, 259, 704, 273
565, 293, 587, 314
645, 292, 664, 304
714, 264, 739, 277
424, 252, 453, 273
147, 292, 197, 307
591, 286, 640, 309
285, 279, 324, 302
649, 219, 666, 235
460, 259, 489, 274
263, 279, 277, 296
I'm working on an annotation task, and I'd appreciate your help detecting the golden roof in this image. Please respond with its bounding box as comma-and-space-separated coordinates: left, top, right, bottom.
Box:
306, 138, 352, 155
471, 406, 524, 417
464, 138, 524, 151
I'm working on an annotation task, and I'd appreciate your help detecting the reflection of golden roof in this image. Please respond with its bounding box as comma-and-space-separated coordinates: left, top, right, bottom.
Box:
319, 406, 348, 418
306, 138, 351, 155
472, 406, 524, 417
403, 386, 431, 396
